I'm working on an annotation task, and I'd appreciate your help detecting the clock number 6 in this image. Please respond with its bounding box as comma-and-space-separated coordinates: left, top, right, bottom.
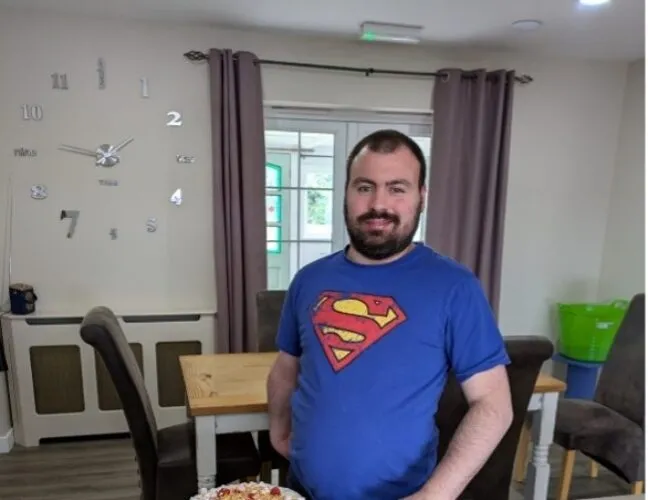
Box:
166, 111, 182, 127
22, 104, 43, 121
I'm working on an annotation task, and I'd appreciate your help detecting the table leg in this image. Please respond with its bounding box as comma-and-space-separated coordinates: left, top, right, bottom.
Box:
523, 392, 559, 500
195, 415, 217, 490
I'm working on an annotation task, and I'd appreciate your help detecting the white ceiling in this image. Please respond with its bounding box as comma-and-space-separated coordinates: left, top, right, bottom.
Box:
1, 0, 644, 60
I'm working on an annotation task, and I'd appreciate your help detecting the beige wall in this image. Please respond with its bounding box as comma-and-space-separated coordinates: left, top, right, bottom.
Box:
597, 59, 645, 301
0, 9, 638, 440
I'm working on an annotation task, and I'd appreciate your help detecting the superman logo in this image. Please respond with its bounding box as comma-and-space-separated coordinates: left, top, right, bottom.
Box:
310, 291, 407, 373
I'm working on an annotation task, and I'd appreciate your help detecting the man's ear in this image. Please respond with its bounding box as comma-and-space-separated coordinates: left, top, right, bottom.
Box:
419, 186, 427, 209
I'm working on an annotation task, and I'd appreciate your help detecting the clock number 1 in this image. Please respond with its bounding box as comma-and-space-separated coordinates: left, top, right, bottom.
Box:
22, 104, 43, 121
166, 111, 182, 127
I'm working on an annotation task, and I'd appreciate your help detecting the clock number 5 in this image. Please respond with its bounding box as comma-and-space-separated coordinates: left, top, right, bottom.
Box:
166, 111, 182, 127
22, 104, 43, 121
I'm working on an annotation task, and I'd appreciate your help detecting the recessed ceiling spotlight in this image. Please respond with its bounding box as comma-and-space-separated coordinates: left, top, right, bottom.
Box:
579, 0, 611, 6
512, 19, 543, 30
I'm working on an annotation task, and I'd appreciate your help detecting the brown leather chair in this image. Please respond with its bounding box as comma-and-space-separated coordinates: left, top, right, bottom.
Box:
79, 306, 261, 500
255, 290, 290, 485
435, 335, 554, 499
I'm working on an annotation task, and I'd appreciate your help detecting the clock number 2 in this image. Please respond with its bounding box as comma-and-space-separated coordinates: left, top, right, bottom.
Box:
22, 104, 43, 121
166, 111, 182, 127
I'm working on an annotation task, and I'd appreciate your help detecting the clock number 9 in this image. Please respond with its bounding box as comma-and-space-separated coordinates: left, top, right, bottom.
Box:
166, 111, 182, 127
22, 104, 43, 121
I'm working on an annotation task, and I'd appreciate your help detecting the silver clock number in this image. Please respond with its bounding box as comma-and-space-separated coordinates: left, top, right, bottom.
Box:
60, 210, 80, 239
22, 104, 43, 121
166, 111, 182, 127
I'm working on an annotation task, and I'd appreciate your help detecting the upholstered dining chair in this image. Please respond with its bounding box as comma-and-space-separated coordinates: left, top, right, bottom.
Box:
552, 293, 645, 499
255, 290, 291, 485
79, 305, 261, 500
435, 335, 554, 499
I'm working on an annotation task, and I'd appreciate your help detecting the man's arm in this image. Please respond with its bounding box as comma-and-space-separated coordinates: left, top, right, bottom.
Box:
414, 365, 513, 500
267, 351, 299, 458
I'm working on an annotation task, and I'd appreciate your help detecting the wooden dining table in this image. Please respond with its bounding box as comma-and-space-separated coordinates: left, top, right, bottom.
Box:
180, 352, 566, 500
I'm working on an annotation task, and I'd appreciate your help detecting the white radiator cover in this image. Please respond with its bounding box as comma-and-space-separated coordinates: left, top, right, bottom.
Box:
0, 311, 215, 447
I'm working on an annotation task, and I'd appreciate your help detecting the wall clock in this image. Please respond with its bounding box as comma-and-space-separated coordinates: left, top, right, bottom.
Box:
58, 137, 134, 167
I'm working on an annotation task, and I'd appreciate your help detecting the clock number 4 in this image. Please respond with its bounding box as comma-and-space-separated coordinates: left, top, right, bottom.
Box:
22, 104, 43, 121
166, 111, 182, 127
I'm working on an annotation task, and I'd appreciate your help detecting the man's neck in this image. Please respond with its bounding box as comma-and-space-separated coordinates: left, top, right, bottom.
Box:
345, 243, 416, 266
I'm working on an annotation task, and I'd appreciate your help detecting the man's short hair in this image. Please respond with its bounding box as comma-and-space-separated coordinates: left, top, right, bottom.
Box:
345, 129, 427, 188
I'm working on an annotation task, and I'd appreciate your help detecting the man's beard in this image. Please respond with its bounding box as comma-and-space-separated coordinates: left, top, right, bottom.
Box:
344, 200, 422, 261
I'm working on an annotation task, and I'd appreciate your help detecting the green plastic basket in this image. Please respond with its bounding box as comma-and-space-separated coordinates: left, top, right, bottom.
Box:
557, 299, 629, 362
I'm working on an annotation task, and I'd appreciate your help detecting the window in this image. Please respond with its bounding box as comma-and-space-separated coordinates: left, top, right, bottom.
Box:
264, 112, 433, 290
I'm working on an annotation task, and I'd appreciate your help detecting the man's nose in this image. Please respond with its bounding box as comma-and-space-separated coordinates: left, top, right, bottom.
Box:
370, 187, 389, 211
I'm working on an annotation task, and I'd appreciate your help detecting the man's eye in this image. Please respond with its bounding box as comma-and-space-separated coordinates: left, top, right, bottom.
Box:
357, 185, 371, 193
390, 187, 406, 194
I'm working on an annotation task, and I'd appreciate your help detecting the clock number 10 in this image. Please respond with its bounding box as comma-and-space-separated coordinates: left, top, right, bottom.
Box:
22, 104, 43, 121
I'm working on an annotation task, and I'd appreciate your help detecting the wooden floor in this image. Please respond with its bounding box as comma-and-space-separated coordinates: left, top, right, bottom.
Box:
0, 435, 635, 500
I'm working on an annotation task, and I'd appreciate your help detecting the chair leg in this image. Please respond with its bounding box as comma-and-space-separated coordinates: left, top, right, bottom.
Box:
513, 420, 531, 482
278, 464, 288, 486
557, 449, 576, 500
589, 460, 599, 478
631, 481, 643, 494
260, 461, 273, 483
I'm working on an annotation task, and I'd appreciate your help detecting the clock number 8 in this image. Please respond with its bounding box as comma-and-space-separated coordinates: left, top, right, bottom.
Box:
22, 104, 43, 121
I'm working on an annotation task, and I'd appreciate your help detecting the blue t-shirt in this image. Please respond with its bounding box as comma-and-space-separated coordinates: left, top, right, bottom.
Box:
276, 243, 510, 500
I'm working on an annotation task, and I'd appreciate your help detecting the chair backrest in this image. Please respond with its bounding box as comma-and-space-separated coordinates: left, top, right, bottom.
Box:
435, 335, 554, 500
79, 306, 159, 500
256, 290, 286, 352
595, 293, 645, 428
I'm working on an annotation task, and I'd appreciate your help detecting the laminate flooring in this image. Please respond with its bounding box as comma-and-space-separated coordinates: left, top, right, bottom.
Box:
0, 435, 636, 500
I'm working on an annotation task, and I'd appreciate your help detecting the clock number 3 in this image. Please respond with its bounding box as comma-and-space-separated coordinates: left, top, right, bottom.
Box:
166, 111, 182, 127
22, 104, 43, 121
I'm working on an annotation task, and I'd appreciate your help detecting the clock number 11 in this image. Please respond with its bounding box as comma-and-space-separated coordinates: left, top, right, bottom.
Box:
22, 104, 43, 121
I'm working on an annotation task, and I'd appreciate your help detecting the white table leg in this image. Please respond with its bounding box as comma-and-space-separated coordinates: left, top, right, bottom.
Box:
524, 392, 559, 500
195, 415, 217, 490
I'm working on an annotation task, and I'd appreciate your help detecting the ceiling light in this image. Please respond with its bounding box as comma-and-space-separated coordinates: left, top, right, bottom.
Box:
512, 19, 543, 31
578, 0, 611, 6
359, 22, 423, 44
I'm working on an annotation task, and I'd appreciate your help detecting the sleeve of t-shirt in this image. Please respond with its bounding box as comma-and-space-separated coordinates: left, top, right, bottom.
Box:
444, 274, 510, 383
275, 277, 302, 357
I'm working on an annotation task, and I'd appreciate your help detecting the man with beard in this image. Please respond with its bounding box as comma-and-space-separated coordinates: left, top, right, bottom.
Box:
266, 129, 513, 500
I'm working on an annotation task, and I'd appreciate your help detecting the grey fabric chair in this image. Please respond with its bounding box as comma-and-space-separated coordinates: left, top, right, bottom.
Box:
79, 306, 262, 500
553, 293, 645, 499
255, 290, 290, 485
435, 335, 554, 499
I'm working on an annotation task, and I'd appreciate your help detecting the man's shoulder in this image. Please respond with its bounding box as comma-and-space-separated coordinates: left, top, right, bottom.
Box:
414, 245, 477, 286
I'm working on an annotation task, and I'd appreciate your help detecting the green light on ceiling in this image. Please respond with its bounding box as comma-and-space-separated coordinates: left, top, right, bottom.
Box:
361, 31, 377, 41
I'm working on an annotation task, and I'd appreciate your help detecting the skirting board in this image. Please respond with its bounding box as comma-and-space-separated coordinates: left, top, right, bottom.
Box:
0, 428, 14, 454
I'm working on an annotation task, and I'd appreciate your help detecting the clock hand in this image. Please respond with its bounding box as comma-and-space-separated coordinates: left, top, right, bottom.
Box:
59, 144, 99, 157
112, 137, 134, 152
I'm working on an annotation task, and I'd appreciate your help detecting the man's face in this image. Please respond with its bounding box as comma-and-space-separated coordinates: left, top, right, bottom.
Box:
344, 145, 425, 261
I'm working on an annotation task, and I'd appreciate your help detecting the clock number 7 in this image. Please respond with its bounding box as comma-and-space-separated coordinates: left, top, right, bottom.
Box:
60, 210, 80, 238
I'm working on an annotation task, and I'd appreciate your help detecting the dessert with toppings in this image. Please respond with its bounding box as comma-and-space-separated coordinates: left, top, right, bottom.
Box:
190, 482, 304, 500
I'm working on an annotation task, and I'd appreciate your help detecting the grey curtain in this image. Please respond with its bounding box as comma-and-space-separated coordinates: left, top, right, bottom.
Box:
425, 69, 515, 317
209, 49, 267, 353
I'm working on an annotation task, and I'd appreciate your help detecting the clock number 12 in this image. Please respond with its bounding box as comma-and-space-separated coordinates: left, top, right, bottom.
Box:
22, 104, 43, 121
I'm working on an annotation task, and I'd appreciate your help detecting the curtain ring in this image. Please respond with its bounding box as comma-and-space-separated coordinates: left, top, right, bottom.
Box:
439, 72, 450, 83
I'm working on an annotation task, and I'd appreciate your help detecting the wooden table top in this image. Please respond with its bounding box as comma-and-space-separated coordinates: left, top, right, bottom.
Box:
179, 352, 567, 417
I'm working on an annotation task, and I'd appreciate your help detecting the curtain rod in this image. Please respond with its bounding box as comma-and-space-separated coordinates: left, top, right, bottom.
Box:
183, 50, 533, 84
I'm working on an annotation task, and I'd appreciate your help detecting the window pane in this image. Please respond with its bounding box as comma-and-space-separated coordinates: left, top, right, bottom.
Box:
266, 226, 282, 253
265, 194, 282, 224
300, 155, 334, 188
300, 132, 335, 156
266, 241, 333, 290
302, 189, 333, 240
265, 130, 298, 151
299, 241, 332, 268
